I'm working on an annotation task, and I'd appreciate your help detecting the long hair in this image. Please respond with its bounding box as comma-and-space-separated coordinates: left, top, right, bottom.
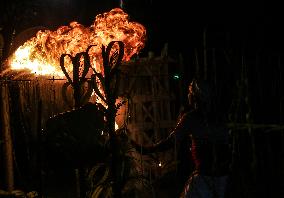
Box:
189, 79, 212, 109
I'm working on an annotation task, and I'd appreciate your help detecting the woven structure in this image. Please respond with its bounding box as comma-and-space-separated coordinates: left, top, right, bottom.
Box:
119, 50, 182, 179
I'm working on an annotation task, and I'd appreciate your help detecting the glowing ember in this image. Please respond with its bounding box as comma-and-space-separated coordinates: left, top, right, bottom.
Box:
8, 8, 146, 77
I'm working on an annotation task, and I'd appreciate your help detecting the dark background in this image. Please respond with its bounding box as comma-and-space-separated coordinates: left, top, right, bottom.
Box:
1, 0, 281, 117
1, 0, 283, 197
1, 0, 275, 53
0, 0, 280, 59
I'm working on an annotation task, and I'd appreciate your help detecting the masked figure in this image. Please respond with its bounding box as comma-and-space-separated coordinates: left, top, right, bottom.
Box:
133, 78, 231, 198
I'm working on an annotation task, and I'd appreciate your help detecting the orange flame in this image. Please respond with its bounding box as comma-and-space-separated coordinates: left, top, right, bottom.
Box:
8, 8, 146, 77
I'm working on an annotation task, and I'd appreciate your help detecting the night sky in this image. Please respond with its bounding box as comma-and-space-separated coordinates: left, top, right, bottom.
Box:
1, 0, 280, 54
1, 0, 273, 51
1, 0, 283, 118
0, 0, 283, 120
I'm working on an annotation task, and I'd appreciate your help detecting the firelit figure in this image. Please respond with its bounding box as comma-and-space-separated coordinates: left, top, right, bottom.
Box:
132, 78, 231, 198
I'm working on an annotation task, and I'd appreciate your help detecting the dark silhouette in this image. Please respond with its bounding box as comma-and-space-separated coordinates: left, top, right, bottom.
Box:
132, 78, 231, 197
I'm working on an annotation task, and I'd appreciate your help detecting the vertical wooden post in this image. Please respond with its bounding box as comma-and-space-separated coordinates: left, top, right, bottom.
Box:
203, 27, 207, 81
36, 88, 43, 198
1, 82, 14, 192
212, 48, 218, 122
75, 169, 81, 198
278, 56, 284, 183
178, 53, 185, 105
278, 56, 283, 123
212, 48, 217, 88
194, 48, 200, 79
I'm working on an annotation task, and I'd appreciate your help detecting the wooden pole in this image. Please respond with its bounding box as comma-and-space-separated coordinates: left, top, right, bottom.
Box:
178, 53, 185, 106
1, 82, 14, 192
203, 27, 207, 81
194, 48, 200, 79
278, 56, 283, 124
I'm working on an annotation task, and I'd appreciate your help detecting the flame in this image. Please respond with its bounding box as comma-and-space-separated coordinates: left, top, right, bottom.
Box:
7, 8, 146, 131
8, 8, 146, 77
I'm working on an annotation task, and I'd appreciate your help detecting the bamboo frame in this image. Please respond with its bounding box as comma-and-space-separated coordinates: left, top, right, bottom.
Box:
0, 82, 14, 192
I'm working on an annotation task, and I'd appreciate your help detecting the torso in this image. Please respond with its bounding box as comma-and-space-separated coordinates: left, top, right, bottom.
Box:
182, 111, 231, 176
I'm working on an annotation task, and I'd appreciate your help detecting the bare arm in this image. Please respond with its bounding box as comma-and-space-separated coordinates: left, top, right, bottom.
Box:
131, 112, 191, 154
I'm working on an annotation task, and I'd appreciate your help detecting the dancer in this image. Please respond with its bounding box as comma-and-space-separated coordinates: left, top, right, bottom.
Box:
132, 78, 231, 198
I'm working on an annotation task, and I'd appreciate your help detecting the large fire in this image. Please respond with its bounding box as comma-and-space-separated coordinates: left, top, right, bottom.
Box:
8, 8, 146, 77
6, 8, 146, 130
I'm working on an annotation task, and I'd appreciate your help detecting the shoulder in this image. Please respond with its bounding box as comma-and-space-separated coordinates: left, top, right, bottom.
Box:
177, 111, 193, 123
180, 110, 201, 122
175, 110, 200, 130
